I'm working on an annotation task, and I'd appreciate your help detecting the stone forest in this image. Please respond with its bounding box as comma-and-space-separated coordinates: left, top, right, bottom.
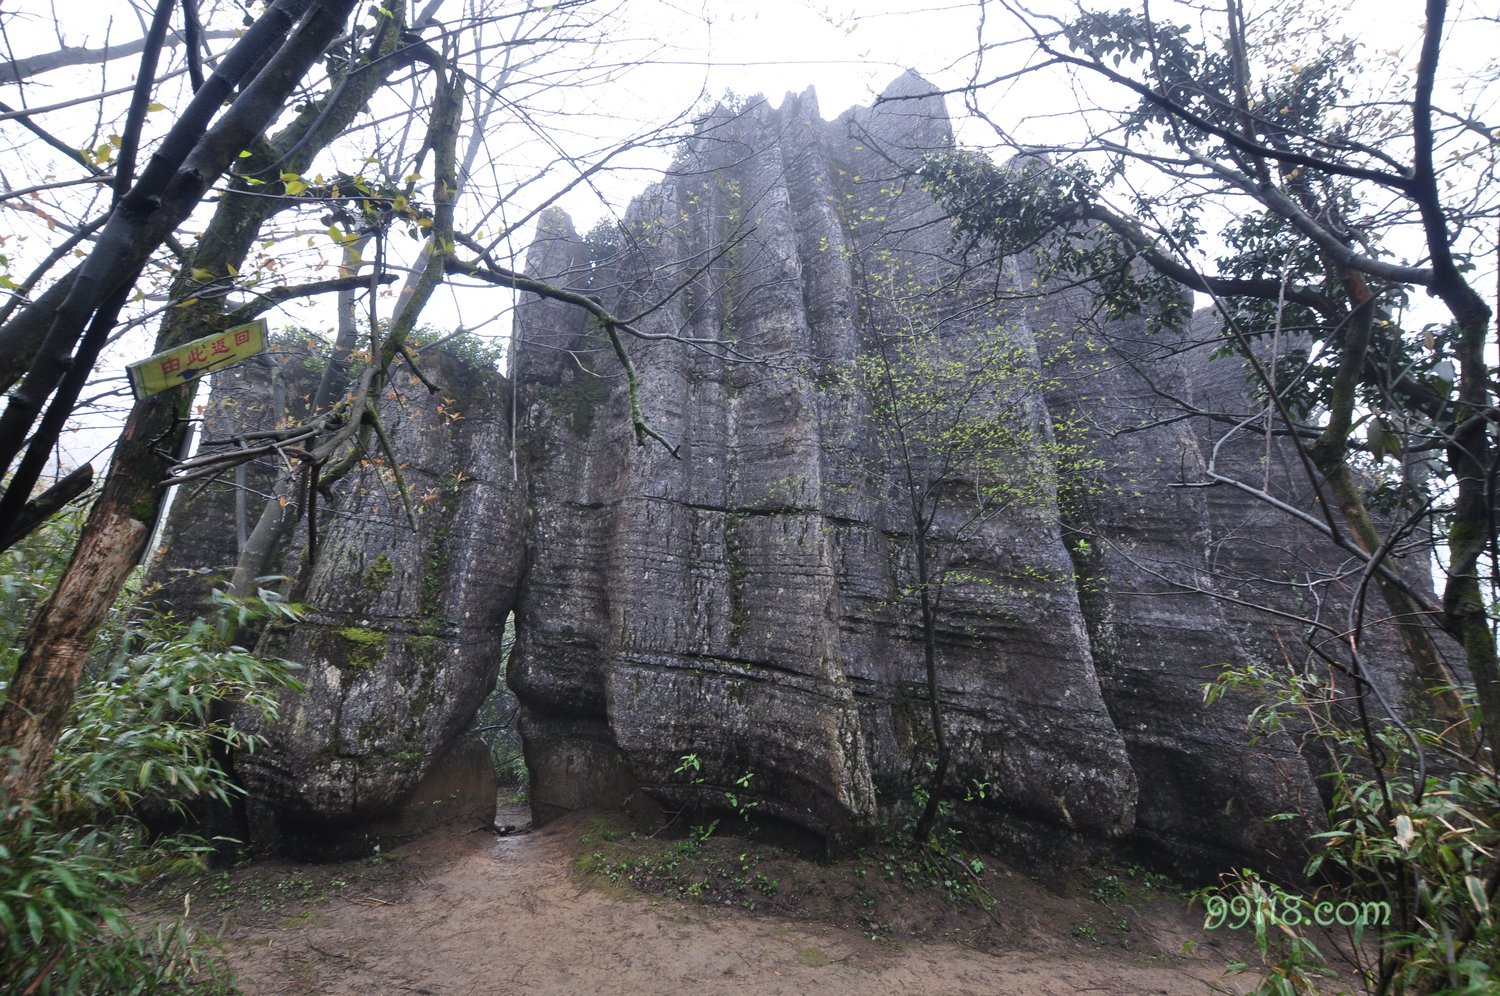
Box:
143, 74, 1435, 885
8, 0, 1500, 988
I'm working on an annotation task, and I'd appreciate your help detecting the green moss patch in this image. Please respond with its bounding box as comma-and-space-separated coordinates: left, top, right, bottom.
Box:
363, 554, 396, 592
335, 626, 387, 671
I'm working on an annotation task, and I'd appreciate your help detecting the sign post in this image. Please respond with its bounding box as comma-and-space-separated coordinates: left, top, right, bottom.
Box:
126, 319, 270, 399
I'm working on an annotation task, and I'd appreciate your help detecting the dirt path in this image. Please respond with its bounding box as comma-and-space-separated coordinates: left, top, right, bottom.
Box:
189, 812, 1252, 995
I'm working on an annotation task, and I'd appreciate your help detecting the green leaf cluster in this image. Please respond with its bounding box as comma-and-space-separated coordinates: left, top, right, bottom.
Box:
1205, 664, 1497, 992
1, 514, 304, 994
917, 151, 1190, 334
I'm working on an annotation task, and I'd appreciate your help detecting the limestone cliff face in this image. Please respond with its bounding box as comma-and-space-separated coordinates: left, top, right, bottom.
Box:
212, 352, 519, 856
1029, 291, 1333, 874
512, 77, 1174, 864
506, 75, 1385, 874
154, 74, 1431, 874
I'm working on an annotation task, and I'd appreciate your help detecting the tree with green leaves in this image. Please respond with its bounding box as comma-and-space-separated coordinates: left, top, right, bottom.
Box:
0, 508, 305, 992
839, 254, 1086, 843
923, 0, 1498, 761
917, 0, 1499, 987
0, 0, 712, 807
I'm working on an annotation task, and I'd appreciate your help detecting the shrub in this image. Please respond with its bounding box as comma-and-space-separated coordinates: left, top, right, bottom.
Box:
1205, 663, 1497, 994
1, 515, 303, 994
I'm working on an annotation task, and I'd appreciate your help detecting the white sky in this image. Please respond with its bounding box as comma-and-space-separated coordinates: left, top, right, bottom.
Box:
475, 0, 991, 228
2, 0, 1496, 469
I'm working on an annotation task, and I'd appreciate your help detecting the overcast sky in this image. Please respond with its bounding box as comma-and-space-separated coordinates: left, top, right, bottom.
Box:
5, 0, 1496, 468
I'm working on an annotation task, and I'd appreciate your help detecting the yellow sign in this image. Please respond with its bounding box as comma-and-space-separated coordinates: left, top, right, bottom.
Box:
127, 319, 269, 399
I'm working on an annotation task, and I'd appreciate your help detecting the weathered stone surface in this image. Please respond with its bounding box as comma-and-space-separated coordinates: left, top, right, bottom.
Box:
155, 73, 1447, 874
228, 351, 521, 857
506, 75, 1441, 874
509, 78, 1138, 855
1026, 289, 1332, 876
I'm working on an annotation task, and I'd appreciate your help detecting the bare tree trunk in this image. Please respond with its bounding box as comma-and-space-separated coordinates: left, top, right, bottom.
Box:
0, 482, 154, 796
1436, 304, 1500, 760
228, 234, 371, 597
1411, 0, 1500, 761
1318, 460, 1473, 738
1309, 268, 1474, 746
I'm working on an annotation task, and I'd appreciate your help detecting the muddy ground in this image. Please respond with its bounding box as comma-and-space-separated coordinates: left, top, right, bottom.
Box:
143, 806, 1271, 995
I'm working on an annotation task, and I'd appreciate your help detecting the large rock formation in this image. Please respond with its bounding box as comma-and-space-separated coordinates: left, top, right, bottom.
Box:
510, 77, 1139, 856
153, 349, 520, 857
152, 74, 1452, 876
229, 348, 521, 856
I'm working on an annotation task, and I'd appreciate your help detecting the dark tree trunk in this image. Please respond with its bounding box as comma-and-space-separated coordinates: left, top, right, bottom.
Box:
911, 521, 949, 845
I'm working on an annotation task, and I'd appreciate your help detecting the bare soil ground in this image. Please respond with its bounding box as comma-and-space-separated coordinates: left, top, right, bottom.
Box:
146, 806, 1260, 995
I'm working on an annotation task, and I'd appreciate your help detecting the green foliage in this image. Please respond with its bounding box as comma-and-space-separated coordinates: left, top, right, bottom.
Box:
672, 753, 761, 834
886, 767, 996, 909
723, 771, 760, 825
667, 90, 757, 174
844, 260, 1073, 560
1070, 856, 1177, 949
890, 831, 995, 911
1061, 5, 1358, 158
1200, 871, 1349, 994
0, 501, 82, 671
412, 327, 505, 371
930, 7, 1499, 980
576, 756, 771, 904
917, 150, 1097, 251
1205, 664, 1498, 993
917, 151, 1191, 333
276, 322, 502, 384
362, 553, 395, 592
576, 820, 779, 908
919, 2, 1483, 452
334, 625, 386, 671
583, 218, 625, 264
0, 520, 304, 994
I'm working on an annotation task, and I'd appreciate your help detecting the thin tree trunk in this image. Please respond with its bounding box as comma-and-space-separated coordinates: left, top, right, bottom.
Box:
1438, 303, 1500, 760
1318, 459, 1473, 744
1311, 268, 1474, 746
228, 233, 371, 597
1410, 0, 1500, 762
0, 484, 154, 797
911, 525, 949, 844
228, 64, 464, 594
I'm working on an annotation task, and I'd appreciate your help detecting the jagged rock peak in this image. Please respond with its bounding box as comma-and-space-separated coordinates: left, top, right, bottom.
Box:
879, 68, 942, 102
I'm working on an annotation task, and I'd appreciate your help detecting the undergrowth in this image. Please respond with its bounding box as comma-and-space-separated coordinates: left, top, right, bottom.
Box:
1, 508, 304, 994
574, 754, 1005, 944
1203, 663, 1497, 994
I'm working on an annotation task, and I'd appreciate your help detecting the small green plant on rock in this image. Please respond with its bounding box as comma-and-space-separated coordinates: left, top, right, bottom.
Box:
673, 752, 762, 839
724, 771, 760, 826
